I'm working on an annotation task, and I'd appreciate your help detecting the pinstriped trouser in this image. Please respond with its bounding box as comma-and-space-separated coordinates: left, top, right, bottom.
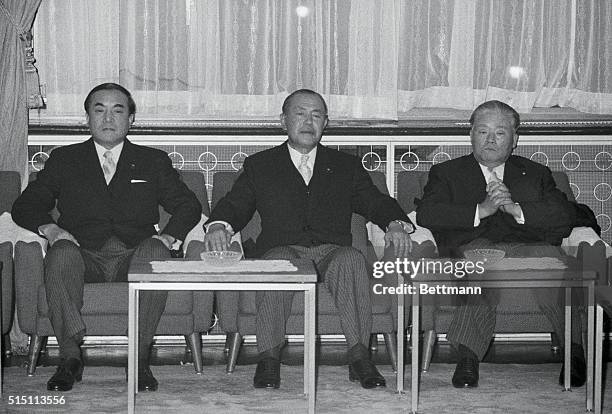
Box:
256, 244, 372, 353
44, 237, 169, 360
446, 239, 584, 360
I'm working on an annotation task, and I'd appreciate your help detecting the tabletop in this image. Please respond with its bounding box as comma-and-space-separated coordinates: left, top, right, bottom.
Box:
128, 258, 318, 283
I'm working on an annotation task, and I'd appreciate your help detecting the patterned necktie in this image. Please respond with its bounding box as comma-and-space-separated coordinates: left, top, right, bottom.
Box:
102, 150, 116, 184
298, 154, 312, 184
487, 167, 500, 184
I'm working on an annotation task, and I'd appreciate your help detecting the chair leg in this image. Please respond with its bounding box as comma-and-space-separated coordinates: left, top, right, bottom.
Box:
383, 332, 398, 373
421, 330, 436, 372
27, 334, 45, 376
223, 334, 232, 355
226, 332, 242, 374
185, 333, 203, 374
369, 334, 378, 353
551, 332, 561, 354
39, 336, 48, 355
3, 334, 12, 356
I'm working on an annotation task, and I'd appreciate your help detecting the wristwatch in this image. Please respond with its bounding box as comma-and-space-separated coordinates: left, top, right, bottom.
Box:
386, 219, 416, 234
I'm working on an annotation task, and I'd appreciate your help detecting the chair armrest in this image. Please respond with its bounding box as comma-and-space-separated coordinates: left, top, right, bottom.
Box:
14, 241, 46, 335
1, 242, 14, 334
561, 226, 607, 257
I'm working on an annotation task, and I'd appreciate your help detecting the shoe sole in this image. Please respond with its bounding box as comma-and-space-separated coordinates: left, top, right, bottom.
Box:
47, 374, 82, 392
349, 371, 386, 388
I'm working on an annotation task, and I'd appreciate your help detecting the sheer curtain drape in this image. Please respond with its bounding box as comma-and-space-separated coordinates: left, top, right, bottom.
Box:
32, 0, 612, 120
0, 0, 42, 181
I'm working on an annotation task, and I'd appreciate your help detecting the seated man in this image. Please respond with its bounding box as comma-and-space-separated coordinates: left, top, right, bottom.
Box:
12, 83, 201, 392
416, 100, 585, 388
204, 89, 414, 390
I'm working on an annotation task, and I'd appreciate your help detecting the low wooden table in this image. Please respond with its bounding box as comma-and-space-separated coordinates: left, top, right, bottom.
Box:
127, 258, 317, 414
395, 256, 597, 414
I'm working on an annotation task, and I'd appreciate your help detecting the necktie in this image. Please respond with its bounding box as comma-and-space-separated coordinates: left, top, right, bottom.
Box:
298, 154, 312, 184
487, 167, 500, 184
102, 150, 116, 184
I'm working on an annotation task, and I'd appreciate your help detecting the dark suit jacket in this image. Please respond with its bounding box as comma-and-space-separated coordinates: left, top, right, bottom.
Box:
208, 142, 409, 256
12, 138, 201, 250
416, 154, 575, 257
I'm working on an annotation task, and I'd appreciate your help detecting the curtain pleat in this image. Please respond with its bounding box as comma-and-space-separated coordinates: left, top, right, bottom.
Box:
0, 0, 42, 184
30, 0, 612, 120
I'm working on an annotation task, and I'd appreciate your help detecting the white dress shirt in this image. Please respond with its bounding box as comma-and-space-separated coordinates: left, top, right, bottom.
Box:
94, 141, 124, 172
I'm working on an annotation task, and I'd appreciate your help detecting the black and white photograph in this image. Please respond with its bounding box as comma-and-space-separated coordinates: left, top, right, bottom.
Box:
1, 1, 611, 413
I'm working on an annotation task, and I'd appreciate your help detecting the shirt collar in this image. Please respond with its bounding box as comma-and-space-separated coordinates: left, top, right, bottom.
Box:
287, 144, 317, 170
94, 141, 124, 165
478, 162, 505, 183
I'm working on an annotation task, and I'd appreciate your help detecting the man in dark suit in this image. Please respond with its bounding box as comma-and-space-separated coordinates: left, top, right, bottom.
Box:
12, 83, 201, 392
204, 89, 414, 389
416, 100, 585, 389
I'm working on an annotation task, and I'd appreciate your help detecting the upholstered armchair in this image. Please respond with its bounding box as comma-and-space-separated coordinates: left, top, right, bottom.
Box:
396, 169, 608, 371
0, 171, 21, 351
13, 170, 213, 375
187, 170, 400, 374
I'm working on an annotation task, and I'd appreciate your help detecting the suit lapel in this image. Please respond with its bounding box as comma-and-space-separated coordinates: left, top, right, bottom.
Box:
466, 154, 488, 200
81, 138, 111, 194
109, 139, 136, 193
310, 144, 333, 189
503, 155, 525, 186
279, 142, 310, 188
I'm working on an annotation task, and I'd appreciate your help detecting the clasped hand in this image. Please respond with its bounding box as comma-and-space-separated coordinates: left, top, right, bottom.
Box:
479, 180, 520, 219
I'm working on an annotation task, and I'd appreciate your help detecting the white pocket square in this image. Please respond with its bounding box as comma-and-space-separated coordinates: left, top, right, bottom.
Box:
131, 179, 148, 183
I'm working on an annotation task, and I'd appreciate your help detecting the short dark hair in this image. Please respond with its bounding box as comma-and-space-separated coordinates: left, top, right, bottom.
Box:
469, 100, 520, 130
282, 89, 328, 115
84, 83, 136, 116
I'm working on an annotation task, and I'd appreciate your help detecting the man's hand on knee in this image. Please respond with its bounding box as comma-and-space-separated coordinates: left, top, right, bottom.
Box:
152, 234, 176, 250
38, 223, 80, 247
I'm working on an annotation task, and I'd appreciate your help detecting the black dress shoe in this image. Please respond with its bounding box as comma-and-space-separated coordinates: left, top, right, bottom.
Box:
558, 344, 586, 388
348, 359, 386, 389
452, 345, 479, 388
47, 358, 83, 392
124, 365, 159, 392
138, 366, 159, 392
253, 357, 281, 389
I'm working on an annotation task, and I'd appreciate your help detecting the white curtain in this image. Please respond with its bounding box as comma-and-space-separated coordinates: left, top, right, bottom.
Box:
32, 0, 612, 120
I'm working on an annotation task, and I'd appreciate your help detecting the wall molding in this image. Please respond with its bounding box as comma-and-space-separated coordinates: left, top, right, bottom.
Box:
29, 118, 612, 137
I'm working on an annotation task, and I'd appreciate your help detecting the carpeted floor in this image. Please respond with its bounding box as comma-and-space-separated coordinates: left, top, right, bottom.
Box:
1, 362, 609, 413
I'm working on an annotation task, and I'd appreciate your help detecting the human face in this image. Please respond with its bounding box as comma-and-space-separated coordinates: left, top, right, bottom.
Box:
86, 89, 134, 149
280, 93, 328, 153
470, 110, 518, 168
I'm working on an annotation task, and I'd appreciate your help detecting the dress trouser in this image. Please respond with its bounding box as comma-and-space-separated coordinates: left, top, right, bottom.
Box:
447, 239, 584, 360
44, 236, 169, 361
255, 244, 372, 354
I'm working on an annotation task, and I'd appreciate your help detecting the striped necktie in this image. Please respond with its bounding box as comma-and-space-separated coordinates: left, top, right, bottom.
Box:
102, 150, 116, 184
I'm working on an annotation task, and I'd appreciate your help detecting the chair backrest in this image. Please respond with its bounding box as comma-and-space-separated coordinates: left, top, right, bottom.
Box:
396, 169, 577, 213
0, 171, 21, 214
211, 170, 388, 258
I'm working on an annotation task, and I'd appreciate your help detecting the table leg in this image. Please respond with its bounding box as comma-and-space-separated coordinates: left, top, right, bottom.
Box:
128, 284, 139, 414
564, 287, 571, 391
411, 290, 420, 414
304, 285, 316, 414
594, 304, 603, 414
587, 283, 594, 411
397, 271, 404, 394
